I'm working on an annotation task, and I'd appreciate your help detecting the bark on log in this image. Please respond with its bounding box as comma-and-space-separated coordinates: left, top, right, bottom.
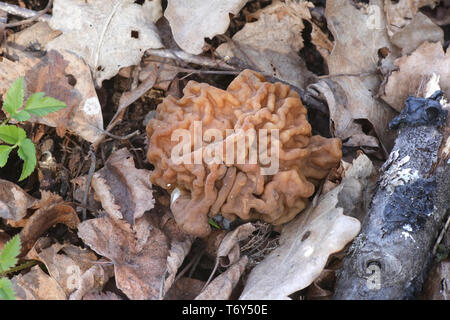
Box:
334, 93, 450, 299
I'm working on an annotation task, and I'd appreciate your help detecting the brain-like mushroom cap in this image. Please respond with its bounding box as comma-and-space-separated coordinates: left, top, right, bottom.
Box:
147, 70, 342, 237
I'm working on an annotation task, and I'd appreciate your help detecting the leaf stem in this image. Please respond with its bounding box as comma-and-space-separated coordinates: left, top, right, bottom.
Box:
0, 260, 38, 276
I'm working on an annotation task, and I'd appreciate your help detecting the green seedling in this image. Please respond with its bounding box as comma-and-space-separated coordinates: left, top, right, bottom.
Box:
0, 77, 66, 181
0, 235, 21, 300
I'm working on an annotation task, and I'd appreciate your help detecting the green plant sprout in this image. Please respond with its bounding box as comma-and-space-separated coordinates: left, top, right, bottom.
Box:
0, 77, 66, 181
0, 235, 21, 300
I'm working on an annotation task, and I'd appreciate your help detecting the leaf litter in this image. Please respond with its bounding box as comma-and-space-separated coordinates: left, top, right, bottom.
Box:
0, 0, 448, 301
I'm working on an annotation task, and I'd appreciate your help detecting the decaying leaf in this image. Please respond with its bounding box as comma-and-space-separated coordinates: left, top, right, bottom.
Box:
47, 0, 163, 86
216, 223, 256, 267
0, 48, 104, 143
25, 238, 112, 299
216, 0, 315, 89
78, 210, 193, 300
0, 179, 37, 221
165, 277, 205, 300
0, 231, 9, 251
239, 154, 373, 300
308, 0, 397, 151
20, 191, 79, 255
420, 260, 450, 300
90, 148, 154, 225
195, 256, 248, 300
83, 291, 123, 300
381, 41, 450, 112
11, 265, 66, 300
7, 21, 61, 49
384, 0, 439, 37
165, 0, 250, 55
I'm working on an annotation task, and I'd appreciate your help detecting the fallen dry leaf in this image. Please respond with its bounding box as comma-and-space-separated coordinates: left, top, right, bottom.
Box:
90, 148, 154, 225
216, 223, 256, 267
381, 41, 450, 112
47, 0, 163, 86
216, 0, 315, 89
25, 238, 112, 299
239, 154, 373, 300
165, 0, 250, 55
0, 231, 9, 251
83, 291, 123, 300
384, 0, 439, 37
0, 48, 104, 143
7, 21, 61, 49
20, 191, 79, 255
78, 210, 193, 300
389, 12, 443, 55
195, 256, 248, 300
11, 265, 66, 300
0, 179, 37, 221
165, 277, 205, 300
307, 0, 398, 151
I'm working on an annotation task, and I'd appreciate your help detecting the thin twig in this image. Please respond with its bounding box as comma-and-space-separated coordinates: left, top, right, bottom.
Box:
433, 213, 450, 256
82, 148, 96, 221
0, 2, 51, 23
0, 0, 53, 29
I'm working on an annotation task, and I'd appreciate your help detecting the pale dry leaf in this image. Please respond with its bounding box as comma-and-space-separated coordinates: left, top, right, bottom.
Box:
389, 12, 443, 55
239, 154, 373, 300
11, 265, 66, 300
0, 50, 40, 93
216, 0, 315, 89
384, 0, 439, 37
69, 264, 114, 300
0, 179, 37, 221
381, 41, 450, 112
195, 256, 248, 300
47, 0, 163, 86
90, 148, 154, 225
7, 21, 61, 49
165, 0, 250, 55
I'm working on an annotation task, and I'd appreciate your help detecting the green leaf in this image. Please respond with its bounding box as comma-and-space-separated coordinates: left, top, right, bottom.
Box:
0, 125, 27, 145
11, 110, 31, 122
25, 93, 66, 116
0, 145, 13, 167
2, 78, 24, 116
0, 235, 21, 273
0, 278, 15, 300
208, 218, 221, 229
17, 138, 36, 181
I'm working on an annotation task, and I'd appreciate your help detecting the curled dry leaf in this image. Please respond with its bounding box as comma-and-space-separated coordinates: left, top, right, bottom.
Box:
19, 191, 79, 255
239, 154, 373, 300
216, 223, 256, 267
165, 0, 250, 55
216, 0, 315, 89
90, 148, 155, 225
11, 265, 66, 300
381, 41, 450, 112
195, 256, 248, 300
78, 211, 193, 300
0, 179, 37, 221
47, 0, 163, 86
25, 238, 113, 299
307, 0, 397, 151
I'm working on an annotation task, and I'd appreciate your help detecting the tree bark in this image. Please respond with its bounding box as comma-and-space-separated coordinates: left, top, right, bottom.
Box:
334, 95, 450, 299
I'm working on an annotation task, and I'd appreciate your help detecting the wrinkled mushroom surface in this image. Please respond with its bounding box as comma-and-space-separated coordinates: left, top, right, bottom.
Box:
147, 70, 341, 237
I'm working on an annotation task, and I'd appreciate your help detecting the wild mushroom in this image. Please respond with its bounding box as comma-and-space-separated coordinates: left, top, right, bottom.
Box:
147, 70, 342, 237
